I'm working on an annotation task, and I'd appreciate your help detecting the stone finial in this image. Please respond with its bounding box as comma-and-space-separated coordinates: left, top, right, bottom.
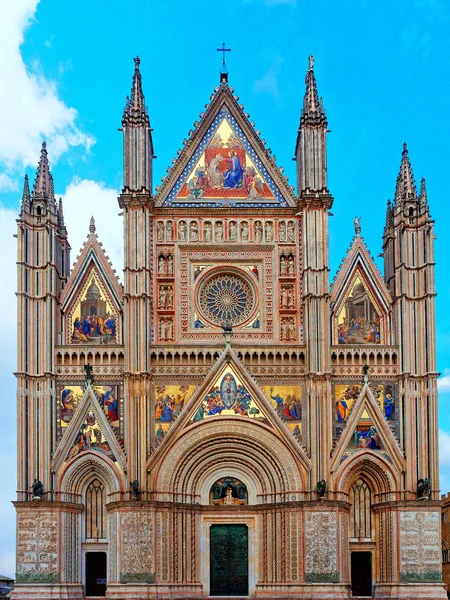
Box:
394, 142, 417, 203
308, 54, 315, 71
21, 173, 31, 206
33, 141, 52, 200
89, 216, 96, 234
354, 216, 361, 236
301, 55, 326, 120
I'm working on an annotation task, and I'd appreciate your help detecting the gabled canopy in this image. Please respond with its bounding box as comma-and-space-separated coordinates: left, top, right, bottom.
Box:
155, 83, 296, 208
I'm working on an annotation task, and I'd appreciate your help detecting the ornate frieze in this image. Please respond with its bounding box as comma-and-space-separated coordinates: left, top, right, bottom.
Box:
399, 511, 442, 582
304, 511, 338, 582
120, 511, 155, 583
16, 511, 58, 583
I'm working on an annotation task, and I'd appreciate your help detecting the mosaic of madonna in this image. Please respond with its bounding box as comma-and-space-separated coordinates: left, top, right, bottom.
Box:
333, 382, 398, 449
261, 385, 304, 445
70, 275, 118, 344
59, 384, 123, 444
336, 276, 381, 345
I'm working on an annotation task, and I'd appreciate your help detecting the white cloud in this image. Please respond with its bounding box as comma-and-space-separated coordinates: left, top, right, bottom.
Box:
440, 429, 450, 467
438, 369, 450, 392
61, 178, 123, 274
0, 0, 94, 181
254, 54, 282, 99
0, 173, 19, 192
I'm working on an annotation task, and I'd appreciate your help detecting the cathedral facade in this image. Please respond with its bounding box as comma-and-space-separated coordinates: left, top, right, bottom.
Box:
12, 56, 446, 599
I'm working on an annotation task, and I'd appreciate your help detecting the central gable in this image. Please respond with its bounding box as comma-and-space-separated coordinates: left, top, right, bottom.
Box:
155, 85, 296, 208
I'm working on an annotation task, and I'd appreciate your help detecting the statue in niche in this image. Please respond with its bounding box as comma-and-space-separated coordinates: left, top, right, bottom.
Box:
417, 478, 431, 499
178, 220, 186, 241
158, 286, 167, 309
224, 487, 234, 504
203, 221, 212, 242
280, 286, 288, 308
167, 255, 174, 275
287, 221, 295, 243
157, 221, 164, 242
317, 480, 327, 499
229, 221, 237, 241
254, 221, 263, 243
166, 286, 173, 309
280, 255, 287, 276
240, 221, 249, 242
190, 221, 199, 241
31, 479, 44, 499
130, 479, 140, 500
166, 221, 173, 241
281, 317, 296, 341
158, 255, 166, 274
215, 221, 223, 242
279, 221, 286, 242
265, 221, 274, 242
288, 254, 295, 275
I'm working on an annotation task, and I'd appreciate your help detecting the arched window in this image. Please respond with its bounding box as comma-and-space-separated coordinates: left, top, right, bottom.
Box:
349, 478, 372, 540
85, 479, 107, 540
442, 541, 449, 564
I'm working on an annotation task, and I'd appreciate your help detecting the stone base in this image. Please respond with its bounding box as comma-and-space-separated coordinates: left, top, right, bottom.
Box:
9, 583, 84, 599
374, 582, 448, 600
106, 582, 205, 599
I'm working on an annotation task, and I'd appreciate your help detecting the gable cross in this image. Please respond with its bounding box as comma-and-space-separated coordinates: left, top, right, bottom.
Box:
216, 42, 232, 69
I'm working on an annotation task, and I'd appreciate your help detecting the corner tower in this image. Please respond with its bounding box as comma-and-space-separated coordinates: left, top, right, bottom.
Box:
119, 57, 154, 483
383, 144, 438, 489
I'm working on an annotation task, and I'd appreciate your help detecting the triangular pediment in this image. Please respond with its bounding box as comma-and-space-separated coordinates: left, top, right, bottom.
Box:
60, 230, 123, 345
331, 382, 404, 474
155, 85, 296, 208
148, 346, 310, 471
51, 385, 126, 474
331, 235, 393, 345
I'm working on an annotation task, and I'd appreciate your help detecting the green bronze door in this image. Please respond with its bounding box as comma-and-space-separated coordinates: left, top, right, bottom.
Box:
210, 524, 248, 596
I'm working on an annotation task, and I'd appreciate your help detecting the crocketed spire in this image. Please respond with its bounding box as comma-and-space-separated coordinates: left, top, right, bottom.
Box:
89, 216, 96, 235
21, 173, 31, 207
32, 142, 54, 201
394, 143, 417, 204
301, 54, 326, 123
123, 56, 148, 120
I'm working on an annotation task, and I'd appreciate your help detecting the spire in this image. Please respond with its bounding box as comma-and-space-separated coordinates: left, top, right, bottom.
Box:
394, 143, 417, 204
21, 174, 31, 206
89, 216, 96, 235
384, 198, 393, 234
123, 56, 147, 119
32, 141, 53, 200
419, 177, 428, 210
301, 54, 326, 123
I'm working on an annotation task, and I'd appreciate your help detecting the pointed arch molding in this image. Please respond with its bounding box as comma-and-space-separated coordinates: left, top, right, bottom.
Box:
147, 347, 311, 476
330, 382, 405, 476
51, 385, 127, 474
154, 85, 296, 208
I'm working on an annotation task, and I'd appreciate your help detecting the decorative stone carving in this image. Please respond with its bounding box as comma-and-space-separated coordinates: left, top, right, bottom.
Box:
16, 512, 58, 582
166, 220, 173, 241
265, 221, 274, 242
287, 220, 295, 243
178, 220, 187, 241
399, 511, 441, 582
240, 221, 249, 242
157, 221, 164, 242
120, 511, 155, 583
158, 285, 173, 310
279, 221, 286, 242
215, 221, 224, 242
254, 220, 263, 243
229, 220, 237, 241
304, 512, 338, 582
280, 284, 295, 308
197, 271, 256, 327
189, 221, 199, 241
203, 221, 212, 242
167, 254, 174, 275
281, 317, 296, 341
159, 318, 174, 341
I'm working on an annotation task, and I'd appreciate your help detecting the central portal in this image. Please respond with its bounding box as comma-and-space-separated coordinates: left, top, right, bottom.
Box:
210, 524, 248, 596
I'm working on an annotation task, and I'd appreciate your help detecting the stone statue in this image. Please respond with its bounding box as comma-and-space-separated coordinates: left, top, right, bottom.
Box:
167, 255, 174, 275
159, 286, 167, 308
417, 477, 431, 499
215, 221, 223, 242
166, 287, 173, 309
178, 221, 186, 241
212, 482, 221, 501
166, 220, 173, 241
190, 221, 199, 241
265, 221, 274, 242
224, 487, 234, 504
203, 221, 212, 242
157, 221, 164, 242
130, 479, 140, 500
240, 221, 249, 242
317, 480, 326, 499
279, 221, 286, 242
280, 255, 287, 276
254, 221, 262, 243
158, 255, 166, 274
236, 482, 247, 501
280, 286, 288, 308
31, 479, 44, 499
287, 255, 295, 275
84, 363, 94, 385
354, 216, 361, 236
287, 221, 295, 243
229, 221, 237, 242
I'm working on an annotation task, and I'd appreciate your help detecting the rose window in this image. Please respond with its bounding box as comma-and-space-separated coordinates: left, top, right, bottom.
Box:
196, 270, 257, 327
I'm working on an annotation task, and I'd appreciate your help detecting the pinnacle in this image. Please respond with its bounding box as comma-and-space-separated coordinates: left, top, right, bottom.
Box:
32, 141, 54, 201
394, 142, 417, 204
21, 173, 30, 205
123, 55, 147, 118
89, 216, 96, 234
301, 54, 326, 121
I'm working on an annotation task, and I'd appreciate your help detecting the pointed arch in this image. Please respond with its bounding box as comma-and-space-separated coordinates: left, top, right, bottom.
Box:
59, 450, 125, 497
333, 450, 400, 498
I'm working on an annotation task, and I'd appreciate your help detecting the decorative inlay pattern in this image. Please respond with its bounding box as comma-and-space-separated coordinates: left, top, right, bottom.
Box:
197, 271, 256, 327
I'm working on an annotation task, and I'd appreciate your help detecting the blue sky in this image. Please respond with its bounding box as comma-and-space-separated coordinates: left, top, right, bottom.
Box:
0, 0, 449, 577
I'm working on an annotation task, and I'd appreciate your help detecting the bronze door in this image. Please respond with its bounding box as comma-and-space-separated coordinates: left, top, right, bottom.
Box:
210, 524, 248, 596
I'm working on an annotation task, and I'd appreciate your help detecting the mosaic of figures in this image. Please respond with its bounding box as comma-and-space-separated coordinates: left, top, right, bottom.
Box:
191, 367, 268, 424
261, 385, 304, 444
59, 384, 123, 442
333, 382, 398, 450
67, 410, 116, 463
70, 276, 118, 344
336, 276, 382, 344
154, 384, 196, 444
155, 218, 296, 244
176, 115, 275, 202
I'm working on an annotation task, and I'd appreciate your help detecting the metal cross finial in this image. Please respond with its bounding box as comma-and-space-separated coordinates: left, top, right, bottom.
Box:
216, 42, 232, 67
